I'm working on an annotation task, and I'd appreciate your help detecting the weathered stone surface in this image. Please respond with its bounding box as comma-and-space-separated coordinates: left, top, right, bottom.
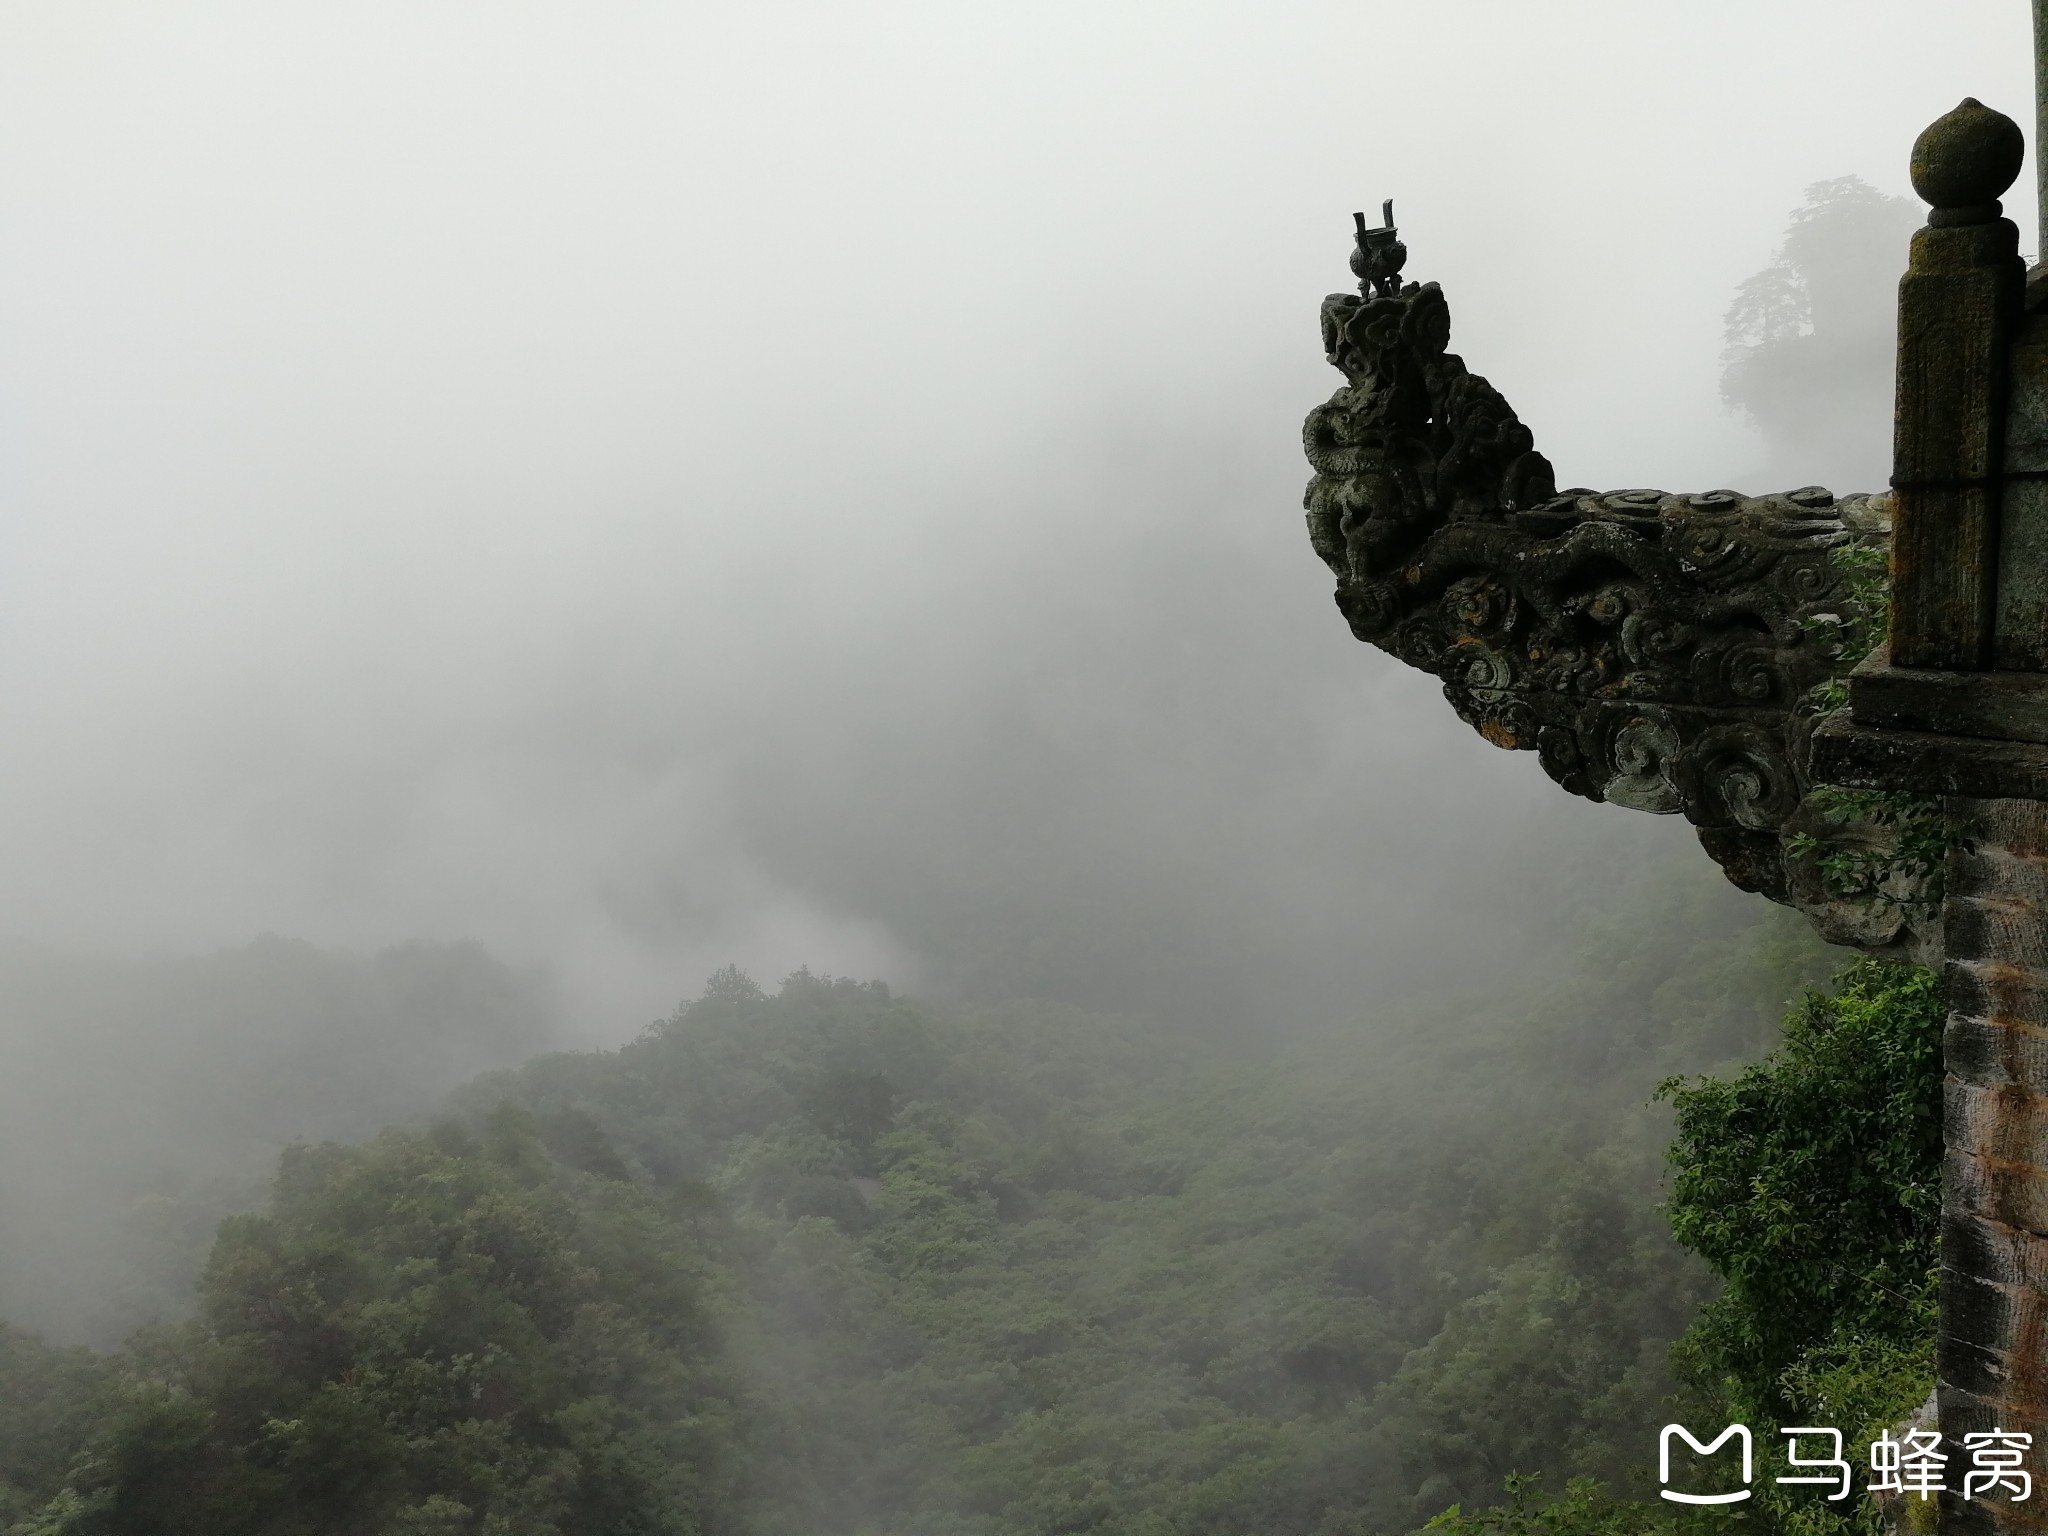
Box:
1947, 1009, 2048, 1091
1940, 1379, 2044, 1445
1912, 97, 2026, 216
1936, 1376, 2048, 1536
1939, 796, 2048, 1536
1996, 314, 2048, 667
1890, 214, 2024, 669
1301, 87, 2048, 1536
1943, 1325, 2027, 1404
1936, 1375, 2048, 1536
1850, 645, 2048, 742
1942, 1205, 2048, 1313
1973, 794, 2048, 857
1945, 1265, 2022, 1356
1949, 898, 2048, 976
1302, 256, 1932, 957
1950, 843, 2048, 911
1938, 1240, 2048, 1536
1811, 711, 2048, 799
1949, 1139, 2048, 1233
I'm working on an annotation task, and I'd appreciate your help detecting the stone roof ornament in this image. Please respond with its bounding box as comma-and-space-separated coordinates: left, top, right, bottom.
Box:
1789, 84, 2048, 1536
1297, 10, 2048, 1528
1912, 96, 2024, 229
1303, 211, 1927, 958
1350, 200, 1406, 298
1812, 95, 2031, 764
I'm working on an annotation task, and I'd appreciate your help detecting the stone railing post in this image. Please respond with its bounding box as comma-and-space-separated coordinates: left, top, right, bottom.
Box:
1812, 95, 2048, 1536
1940, 796, 2048, 1536
1891, 101, 2024, 668
1299, 15, 2048, 1533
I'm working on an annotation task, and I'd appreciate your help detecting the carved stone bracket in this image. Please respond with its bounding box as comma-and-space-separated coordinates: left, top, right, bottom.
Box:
1307, 88, 2048, 1536
1304, 249, 1935, 959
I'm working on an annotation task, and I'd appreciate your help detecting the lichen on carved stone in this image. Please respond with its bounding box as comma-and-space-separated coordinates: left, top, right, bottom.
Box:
1304, 258, 1936, 960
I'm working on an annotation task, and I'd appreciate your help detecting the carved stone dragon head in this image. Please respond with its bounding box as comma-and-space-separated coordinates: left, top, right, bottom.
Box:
1303, 216, 1934, 961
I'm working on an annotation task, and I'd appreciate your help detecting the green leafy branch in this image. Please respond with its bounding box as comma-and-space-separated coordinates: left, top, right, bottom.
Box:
1791, 539, 1949, 909
1799, 540, 1889, 716
1786, 790, 1950, 903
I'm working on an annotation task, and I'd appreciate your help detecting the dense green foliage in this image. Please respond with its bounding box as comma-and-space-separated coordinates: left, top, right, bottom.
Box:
0, 1331, 112, 1530
1, 871, 1953, 1534
3, 860, 1855, 1535
1663, 960, 1942, 1429
1428, 960, 1944, 1536
1655, 960, 1942, 1536
1419, 1473, 1693, 1536
12, 1115, 744, 1536
1790, 543, 1948, 910
0, 938, 556, 1348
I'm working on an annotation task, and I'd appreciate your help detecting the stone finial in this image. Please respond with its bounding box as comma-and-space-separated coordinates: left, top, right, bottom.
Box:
1910, 97, 2024, 226
1350, 200, 1406, 298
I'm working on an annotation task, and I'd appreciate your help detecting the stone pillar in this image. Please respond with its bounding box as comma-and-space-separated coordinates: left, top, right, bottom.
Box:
2036, 0, 2048, 263
1890, 99, 2024, 669
1942, 797, 2048, 1536
1807, 96, 2048, 1536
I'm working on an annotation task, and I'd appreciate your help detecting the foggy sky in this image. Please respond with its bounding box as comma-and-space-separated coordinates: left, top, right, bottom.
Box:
0, 1, 2030, 1038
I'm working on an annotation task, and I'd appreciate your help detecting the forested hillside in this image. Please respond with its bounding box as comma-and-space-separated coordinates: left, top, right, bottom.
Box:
0, 9, 1969, 1535
0, 938, 557, 1347
1, 851, 1925, 1536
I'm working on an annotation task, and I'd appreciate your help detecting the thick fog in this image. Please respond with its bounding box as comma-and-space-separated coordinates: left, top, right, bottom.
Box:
0, 0, 2025, 1341
0, 6, 2033, 1342
1, 0, 2022, 1037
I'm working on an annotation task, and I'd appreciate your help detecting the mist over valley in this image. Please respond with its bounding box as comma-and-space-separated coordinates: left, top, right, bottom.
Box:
0, 4, 2021, 1531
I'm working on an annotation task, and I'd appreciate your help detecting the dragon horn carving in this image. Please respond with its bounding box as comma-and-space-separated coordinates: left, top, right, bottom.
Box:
1304, 217, 1934, 961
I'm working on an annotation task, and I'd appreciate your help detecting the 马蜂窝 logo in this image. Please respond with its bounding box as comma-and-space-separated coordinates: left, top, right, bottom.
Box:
1660, 1424, 1753, 1504
1657, 1424, 2033, 1504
